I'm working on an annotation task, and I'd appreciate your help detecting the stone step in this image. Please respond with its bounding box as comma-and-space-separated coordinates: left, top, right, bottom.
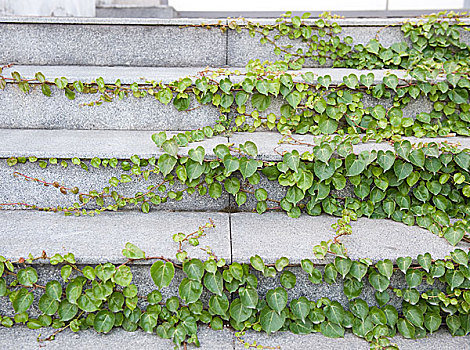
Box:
0, 65, 438, 130
1, 129, 469, 211
0, 326, 466, 350
0, 210, 466, 317
0, 17, 468, 67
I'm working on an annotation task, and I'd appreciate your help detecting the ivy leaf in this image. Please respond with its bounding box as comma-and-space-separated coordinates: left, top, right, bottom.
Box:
319, 116, 338, 134
229, 298, 252, 323
444, 226, 465, 246
424, 313, 442, 334
224, 177, 240, 195
122, 243, 145, 260
251, 93, 271, 111
346, 158, 366, 177
397, 318, 415, 338
183, 259, 205, 281
280, 271, 296, 289
39, 294, 59, 315
349, 261, 368, 281
13, 288, 34, 313
17, 267, 38, 287
405, 270, 422, 288
455, 151, 470, 170
343, 74, 358, 89
397, 257, 412, 274
266, 287, 288, 313
188, 146, 205, 165
376, 259, 393, 279
368, 272, 390, 292
150, 261, 175, 289
384, 74, 398, 91
334, 257, 352, 278
409, 149, 425, 168
445, 269, 464, 290
162, 139, 178, 156
94, 310, 115, 333
417, 253, 432, 272
239, 287, 258, 309
404, 305, 424, 328
179, 278, 203, 304
394, 160, 413, 181
324, 301, 345, 324
320, 320, 345, 338
209, 294, 229, 316
360, 73, 374, 88
239, 158, 258, 179
283, 151, 300, 172
377, 150, 395, 172
286, 90, 302, 108
223, 156, 240, 174
260, 306, 285, 334
290, 297, 310, 322
314, 144, 334, 163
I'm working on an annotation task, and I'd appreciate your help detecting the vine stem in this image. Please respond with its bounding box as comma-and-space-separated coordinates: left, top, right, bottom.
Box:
39, 312, 85, 342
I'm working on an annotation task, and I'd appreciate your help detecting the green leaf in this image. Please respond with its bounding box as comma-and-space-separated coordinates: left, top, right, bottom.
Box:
188, 146, 205, 165
150, 261, 175, 289
349, 261, 368, 281
283, 151, 300, 172
158, 154, 177, 177
280, 271, 296, 289
204, 271, 224, 296
404, 305, 424, 328
240, 287, 258, 309
260, 306, 285, 334
444, 226, 465, 246
405, 270, 423, 288
39, 294, 59, 315
122, 243, 145, 260
58, 300, 78, 321
424, 313, 441, 334
350, 299, 369, 321
290, 297, 310, 322
320, 320, 345, 338
368, 272, 390, 292
343, 74, 358, 89
239, 158, 258, 179
319, 116, 338, 134
286, 90, 302, 108
394, 160, 413, 181
251, 93, 271, 111
13, 288, 34, 313
230, 298, 252, 323
224, 177, 240, 195
266, 287, 288, 313
445, 269, 464, 290
250, 255, 265, 272
183, 259, 205, 281
45, 280, 62, 301
384, 74, 398, 90
179, 278, 203, 304
397, 318, 415, 338
377, 150, 395, 172
376, 259, 393, 279
397, 257, 412, 274
324, 301, 344, 324
17, 267, 38, 287
334, 257, 352, 278
94, 310, 115, 333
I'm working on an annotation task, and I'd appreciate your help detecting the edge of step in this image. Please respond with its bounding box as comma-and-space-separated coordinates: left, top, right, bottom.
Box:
0, 211, 466, 265
0, 129, 468, 161
2, 65, 418, 85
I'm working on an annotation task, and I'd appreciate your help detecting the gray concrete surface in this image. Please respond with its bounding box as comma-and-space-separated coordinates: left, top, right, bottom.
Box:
0, 211, 230, 264
231, 212, 470, 264
0, 129, 226, 159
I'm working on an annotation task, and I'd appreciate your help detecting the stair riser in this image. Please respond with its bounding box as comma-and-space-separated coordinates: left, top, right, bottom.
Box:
0, 161, 231, 212
0, 84, 432, 130
1, 19, 468, 67
0, 265, 438, 318
0, 22, 226, 67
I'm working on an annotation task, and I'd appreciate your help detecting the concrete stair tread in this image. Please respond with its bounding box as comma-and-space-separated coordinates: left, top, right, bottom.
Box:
0, 129, 469, 160
2, 65, 415, 85
0, 326, 467, 350
0, 211, 466, 265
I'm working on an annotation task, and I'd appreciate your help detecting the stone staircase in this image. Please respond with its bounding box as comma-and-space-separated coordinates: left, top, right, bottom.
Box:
0, 16, 469, 349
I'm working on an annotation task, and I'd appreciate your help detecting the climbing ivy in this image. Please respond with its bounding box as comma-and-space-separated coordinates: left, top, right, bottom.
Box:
1, 10, 470, 348
0, 220, 469, 349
